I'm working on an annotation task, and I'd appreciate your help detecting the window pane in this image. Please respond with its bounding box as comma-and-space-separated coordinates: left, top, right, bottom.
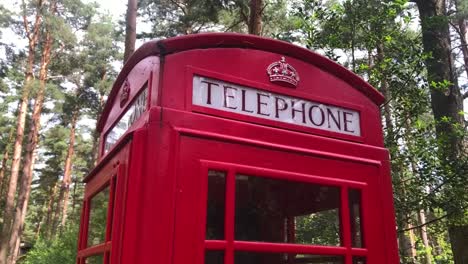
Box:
206, 171, 226, 240
88, 186, 110, 246
235, 175, 341, 246
85, 254, 104, 264
234, 252, 344, 264
205, 250, 224, 264
349, 189, 364, 248
353, 257, 366, 264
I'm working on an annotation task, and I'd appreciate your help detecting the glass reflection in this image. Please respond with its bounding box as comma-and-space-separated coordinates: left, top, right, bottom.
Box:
88, 186, 109, 246
206, 170, 226, 240
104, 85, 148, 153
205, 250, 224, 264
352, 256, 366, 264
235, 175, 341, 246
349, 189, 364, 248
234, 252, 343, 264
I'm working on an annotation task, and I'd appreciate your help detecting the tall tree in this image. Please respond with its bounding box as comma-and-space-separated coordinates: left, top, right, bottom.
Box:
248, 0, 263, 34
0, 1, 43, 262
413, 0, 468, 262
452, 0, 468, 82
124, 0, 137, 62
7, 25, 53, 264
139, 0, 227, 37
49, 13, 119, 233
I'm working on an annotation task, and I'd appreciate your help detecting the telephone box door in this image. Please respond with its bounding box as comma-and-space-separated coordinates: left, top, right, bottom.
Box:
77, 142, 131, 264
172, 134, 387, 264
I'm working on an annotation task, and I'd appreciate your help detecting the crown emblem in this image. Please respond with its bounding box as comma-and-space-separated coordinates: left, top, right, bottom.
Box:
120, 79, 131, 108
266, 57, 300, 87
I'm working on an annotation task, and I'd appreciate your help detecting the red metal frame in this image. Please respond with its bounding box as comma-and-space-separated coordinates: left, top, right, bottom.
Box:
78, 33, 399, 264
77, 142, 131, 264
173, 133, 379, 263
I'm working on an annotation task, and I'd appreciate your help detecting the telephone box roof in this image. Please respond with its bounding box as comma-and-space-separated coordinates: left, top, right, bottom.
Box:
97, 33, 384, 132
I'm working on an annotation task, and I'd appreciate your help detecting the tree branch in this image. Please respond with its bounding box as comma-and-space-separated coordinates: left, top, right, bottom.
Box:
32, 0, 44, 39
168, 0, 187, 16
21, 0, 31, 41
398, 204, 468, 233
224, 19, 244, 32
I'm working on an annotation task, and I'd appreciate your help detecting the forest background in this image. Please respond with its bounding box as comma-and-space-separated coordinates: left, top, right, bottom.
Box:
0, 0, 466, 263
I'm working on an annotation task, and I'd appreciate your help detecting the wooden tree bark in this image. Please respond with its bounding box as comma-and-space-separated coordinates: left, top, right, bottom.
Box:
90, 71, 108, 167
248, 0, 263, 35
59, 110, 78, 228
407, 223, 417, 259
34, 183, 57, 240
0, 1, 43, 263
415, 1, 468, 263
44, 183, 58, 239
0, 129, 13, 202
7, 26, 53, 263
454, 0, 468, 81
418, 210, 433, 264
0, 149, 9, 203
123, 0, 137, 63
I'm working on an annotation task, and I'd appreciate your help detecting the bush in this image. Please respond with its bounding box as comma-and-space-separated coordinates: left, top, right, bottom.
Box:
21, 227, 78, 264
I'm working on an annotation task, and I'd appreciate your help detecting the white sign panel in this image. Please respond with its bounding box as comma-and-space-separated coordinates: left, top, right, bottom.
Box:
192, 76, 361, 137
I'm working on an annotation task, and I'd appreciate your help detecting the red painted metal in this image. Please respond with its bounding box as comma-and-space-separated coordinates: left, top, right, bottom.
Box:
78, 33, 399, 264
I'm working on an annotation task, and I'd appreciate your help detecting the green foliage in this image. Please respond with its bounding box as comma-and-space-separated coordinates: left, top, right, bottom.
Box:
295, 209, 340, 246
139, 0, 227, 37
22, 226, 78, 264
297, 0, 468, 261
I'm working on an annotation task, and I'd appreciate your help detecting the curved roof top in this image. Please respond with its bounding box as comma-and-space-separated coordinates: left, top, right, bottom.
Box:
97, 33, 384, 132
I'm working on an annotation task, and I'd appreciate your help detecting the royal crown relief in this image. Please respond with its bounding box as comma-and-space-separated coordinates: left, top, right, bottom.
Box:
192, 57, 361, 137
267, 57, 300, 88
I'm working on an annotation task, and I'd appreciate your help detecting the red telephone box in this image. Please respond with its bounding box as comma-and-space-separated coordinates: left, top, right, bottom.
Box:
76, 33, 399, 264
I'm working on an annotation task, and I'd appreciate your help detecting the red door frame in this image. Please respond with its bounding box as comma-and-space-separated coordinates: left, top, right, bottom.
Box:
172, 131, 387, 264
77, 142, 131, 264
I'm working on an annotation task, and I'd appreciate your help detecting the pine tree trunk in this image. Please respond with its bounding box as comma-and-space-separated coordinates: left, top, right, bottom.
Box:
0, 129, 13, 203
50, 190, 61, 237
398, 229, 413, 261
0, 149, 9, 204
448, 225, 468, 264
454, 0, 468, 78
407, 223, 417, 259
90, 72, 107, 167
91, 129, 100, 166
458, 21, 468, 77
415, 1, 467, 263
418, 210, 433, 264
7, 27, 53, 263
376, 43, 394, 136
123, 0, 137, 63
0, 1, 43, 262
59, 110, 78, 228
248, 0, 263, 35
43, 183, 58, 240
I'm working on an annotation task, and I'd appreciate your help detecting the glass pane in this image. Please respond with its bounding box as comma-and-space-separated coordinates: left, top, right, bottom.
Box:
349, 189, 364, 248
353, 257, 366, 264
235, 175, 341, 246
205, 250, 224, 264
235, 252, 344, 264
85, 254, 104, 264
104, 85, 148, 153
88, 186, 110, 246
206, 171, 226, 240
